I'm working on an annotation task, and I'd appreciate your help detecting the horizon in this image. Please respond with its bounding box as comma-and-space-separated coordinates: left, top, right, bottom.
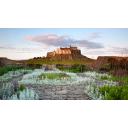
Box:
0, 28, 128, 60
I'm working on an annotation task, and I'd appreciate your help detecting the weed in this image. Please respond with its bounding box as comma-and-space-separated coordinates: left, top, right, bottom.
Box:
19, 84, 26, 91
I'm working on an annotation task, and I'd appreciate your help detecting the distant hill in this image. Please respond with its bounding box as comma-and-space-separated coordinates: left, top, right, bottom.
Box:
0, 57, 25, 66
1, 55, 128, 71
27, 46, 94, 65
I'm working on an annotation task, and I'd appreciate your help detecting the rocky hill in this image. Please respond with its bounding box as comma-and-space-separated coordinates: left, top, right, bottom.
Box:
92, 56, 128, 71
0, 57, 25, 66
46, 46, 91, 61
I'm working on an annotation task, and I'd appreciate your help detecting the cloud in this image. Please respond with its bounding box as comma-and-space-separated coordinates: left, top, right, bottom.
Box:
26, 34, 104, 49
0, 46, 43, 52
0, 46, 15, 50
107, 47, 128, 55
88, 32, 101, 40
74, 40, 103, 49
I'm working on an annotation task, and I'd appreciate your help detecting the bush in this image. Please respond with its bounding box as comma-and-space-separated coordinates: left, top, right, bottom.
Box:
19, 84, 26, 91
0, 65, 34, 76
109, 75, 128, 86
57, 64, 90, 73
39, 73, 70, 80
99, 85, 128, 100
100, 75, 109, 80
0, 66, 23, 76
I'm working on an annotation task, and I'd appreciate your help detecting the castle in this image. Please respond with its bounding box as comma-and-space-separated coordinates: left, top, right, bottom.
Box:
47, 46, 85, 60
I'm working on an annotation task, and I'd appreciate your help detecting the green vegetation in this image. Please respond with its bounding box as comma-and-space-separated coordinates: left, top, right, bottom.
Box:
39, 73, 70, 80
98, 71, 128, 100
27, 58, 93, 65
0, 66, 23, 76
18, 84, 26, 91
100, 75, 128, 86
109, 76, 128, 85
0, 65, 37, 76
57, 64, 90, 73
100, 75, 109, 80
99, 85, 128, 100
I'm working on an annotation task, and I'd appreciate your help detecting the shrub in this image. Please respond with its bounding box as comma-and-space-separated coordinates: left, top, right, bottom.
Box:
99, 85, 128, 100
100, 75, 109, 80
57, 64, 90, 73
0, 66, 23, 76
19, 84, 26, 91
39, 73, 70, 80
109, 75, 128, 86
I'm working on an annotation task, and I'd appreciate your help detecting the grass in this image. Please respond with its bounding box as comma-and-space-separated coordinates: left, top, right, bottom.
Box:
109, 76, 128, 85
39, 73, 70, 80
0, 65, 36, 76
18, 84, 26, 91
97, 70, 128, 100
99, 85, 128, 100
100, 75, 109, 80
0, 66, 23, 76
57, 64, 90, 73
27, 58, 93, 65
100, 74, 128, 86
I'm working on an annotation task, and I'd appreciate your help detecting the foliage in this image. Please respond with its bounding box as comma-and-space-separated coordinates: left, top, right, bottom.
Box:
0, 66, 23, 76
100, 75, 110, 80
18, 84, 26, 91
99, 85, 128, 100
27, 58, 93, 65
0, 65, 35, 76
99, 71, 128, 86
0, 69, 32, 82
110, 76, 128, 85
39, 73, 70, 80
57, 64, 90, 73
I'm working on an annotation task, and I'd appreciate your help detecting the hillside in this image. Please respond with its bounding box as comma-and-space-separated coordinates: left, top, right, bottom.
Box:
27, 57, 94, 65
92, 56, 128, 71
27, 46, 95, 65
0, 57, 25, 66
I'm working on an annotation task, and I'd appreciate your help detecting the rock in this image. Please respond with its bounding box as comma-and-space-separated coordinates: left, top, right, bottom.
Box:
46, 46, 91, 61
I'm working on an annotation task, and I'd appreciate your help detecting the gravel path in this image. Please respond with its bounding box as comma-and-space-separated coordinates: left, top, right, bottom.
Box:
27, 84, 91, 100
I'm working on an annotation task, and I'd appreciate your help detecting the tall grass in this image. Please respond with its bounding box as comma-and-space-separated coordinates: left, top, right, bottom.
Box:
0, 66, 23, 76
99, 85, 128, 100
0, 65, 34, 76
57, 64, 90, 73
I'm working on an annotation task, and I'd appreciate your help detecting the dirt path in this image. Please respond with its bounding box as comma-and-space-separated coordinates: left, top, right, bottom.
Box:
27, 84, 91, 100
1, 73, 91, 100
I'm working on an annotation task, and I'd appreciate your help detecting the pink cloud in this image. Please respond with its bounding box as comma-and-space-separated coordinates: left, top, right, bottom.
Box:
26, 34, 103, 49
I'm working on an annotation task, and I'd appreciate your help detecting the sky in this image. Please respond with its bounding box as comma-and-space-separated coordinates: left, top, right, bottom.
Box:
0, 28, 128, 60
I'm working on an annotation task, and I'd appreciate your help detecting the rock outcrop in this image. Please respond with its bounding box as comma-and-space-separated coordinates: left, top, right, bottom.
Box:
46, 46, 89, 60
